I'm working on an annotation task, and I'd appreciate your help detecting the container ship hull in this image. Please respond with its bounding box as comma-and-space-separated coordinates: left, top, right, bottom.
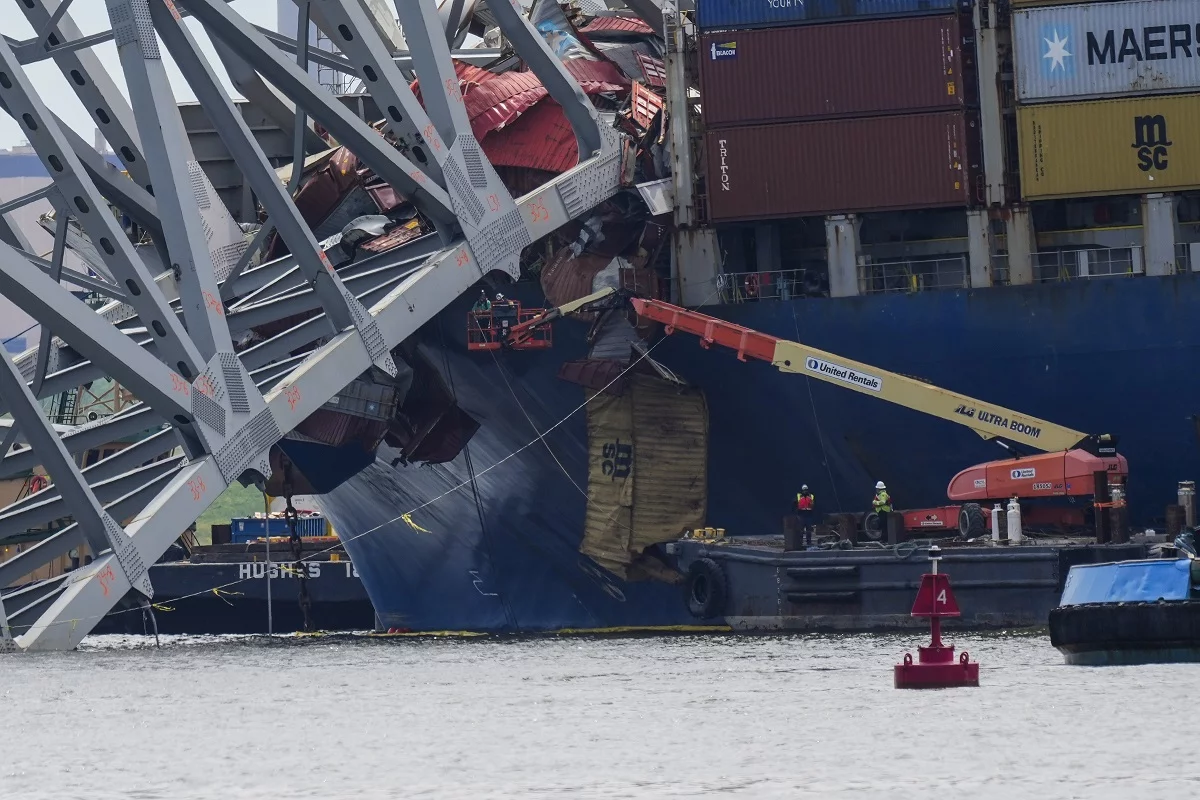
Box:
308, 276, 1200, 633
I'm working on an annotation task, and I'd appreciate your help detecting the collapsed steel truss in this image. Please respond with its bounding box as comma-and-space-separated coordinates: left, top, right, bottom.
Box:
0, 0, 626, 651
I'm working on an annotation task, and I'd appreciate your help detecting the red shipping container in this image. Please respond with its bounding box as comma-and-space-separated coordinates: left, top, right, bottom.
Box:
699, 15, 974, 127
704, 111, 982, 221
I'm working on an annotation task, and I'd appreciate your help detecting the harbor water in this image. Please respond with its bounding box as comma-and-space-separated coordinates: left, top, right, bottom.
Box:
4, 632, 1196, 799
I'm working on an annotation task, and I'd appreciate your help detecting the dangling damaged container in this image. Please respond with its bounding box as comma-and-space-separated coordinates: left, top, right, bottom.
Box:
582, 373, 709, 581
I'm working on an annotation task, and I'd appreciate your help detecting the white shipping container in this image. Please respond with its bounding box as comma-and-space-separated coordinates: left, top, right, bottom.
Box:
1014, 0, 1200, 102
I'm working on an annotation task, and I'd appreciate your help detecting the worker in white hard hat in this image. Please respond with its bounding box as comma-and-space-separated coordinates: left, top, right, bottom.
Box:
872, 481, 893, 541
795, 484, 816, 547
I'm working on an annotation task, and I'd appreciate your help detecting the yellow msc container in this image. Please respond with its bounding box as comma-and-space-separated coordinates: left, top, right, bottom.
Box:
1018, 93, 1200, 200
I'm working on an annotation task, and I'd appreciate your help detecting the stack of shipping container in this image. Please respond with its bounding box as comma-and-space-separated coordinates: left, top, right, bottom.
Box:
1013, 0, 1200, 200
697, 0, 983, 223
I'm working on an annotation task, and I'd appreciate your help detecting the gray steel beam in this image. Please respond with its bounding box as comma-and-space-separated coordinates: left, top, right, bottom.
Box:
387, 0, 531, 279
0, 458, 182, 542
306, 0, 446, 187
36, 0, 77, 43
73, 427, 177, 486
0, 466, 175, 592
0, 185, 53, 216
11, 30, 116, 62
289, 0, 312, 198
253, 26, 502, 70
1, 236, 433, 430
107, 0, 233, 362
51, 117, 167, 253
0, 317, 148, 599
0, 212, 32, 252
5, 578, 69, 631
154, 0, 397, 377
31, 216, 70, 398
218, 221, 275, 304
178, 0, 457, 229
391, 0, 475, 155
0, 242, 195, 426
249, 353, 311, 393
239, 269, 416, 370
226, 261, 414, 337
230, 231, 440, 305
253, 25, 359, 73
24, 250, 126, 302
0, 406, 162, 480
622, 0, 665, 35
0, 356, 113, 423
0, 430, 178, 520
0, 36, 204, 381
15, 2, 245, 296
15, 0, 152, 189
210, 36, 328, 158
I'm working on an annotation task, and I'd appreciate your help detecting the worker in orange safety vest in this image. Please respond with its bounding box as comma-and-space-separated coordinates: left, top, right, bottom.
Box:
795, 485, 816, 547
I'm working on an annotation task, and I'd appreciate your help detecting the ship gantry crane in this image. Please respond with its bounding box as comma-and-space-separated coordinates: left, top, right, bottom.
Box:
0, 0, 631, 652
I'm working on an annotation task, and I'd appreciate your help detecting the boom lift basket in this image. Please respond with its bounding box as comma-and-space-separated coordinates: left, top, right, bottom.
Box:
466, 305, 553, 351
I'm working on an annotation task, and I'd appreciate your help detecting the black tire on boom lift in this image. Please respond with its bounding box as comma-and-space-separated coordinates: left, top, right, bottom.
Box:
958, 503, 987, 538
863, 512, 883, 541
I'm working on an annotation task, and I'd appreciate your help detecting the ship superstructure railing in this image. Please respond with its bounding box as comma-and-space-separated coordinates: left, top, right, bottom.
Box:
699, 242, 1200, 303
714, 268, 824, 303
1030, 245, 1194, 282
857, 257, 969, 294
1033, 247, 1143, 282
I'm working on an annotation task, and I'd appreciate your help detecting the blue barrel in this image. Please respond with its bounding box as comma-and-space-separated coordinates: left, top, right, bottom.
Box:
696, 0, 967, 32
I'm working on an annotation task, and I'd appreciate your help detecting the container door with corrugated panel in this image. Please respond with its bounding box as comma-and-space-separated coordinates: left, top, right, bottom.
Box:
581, 375, 708, 579
582, 389, 636, 576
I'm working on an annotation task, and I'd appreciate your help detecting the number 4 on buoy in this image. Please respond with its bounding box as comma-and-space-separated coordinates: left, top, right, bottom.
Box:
910, 573, 962, 618
894, 545, 980, 689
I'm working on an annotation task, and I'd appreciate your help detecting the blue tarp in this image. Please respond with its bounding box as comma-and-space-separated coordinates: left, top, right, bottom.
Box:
1060, 559, 1193, 606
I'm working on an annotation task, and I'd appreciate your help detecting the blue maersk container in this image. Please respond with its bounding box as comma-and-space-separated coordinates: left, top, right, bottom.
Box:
696, 0, 967, 32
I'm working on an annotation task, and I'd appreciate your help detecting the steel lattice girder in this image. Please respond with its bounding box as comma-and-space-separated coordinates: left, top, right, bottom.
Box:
0, 0, 625, 652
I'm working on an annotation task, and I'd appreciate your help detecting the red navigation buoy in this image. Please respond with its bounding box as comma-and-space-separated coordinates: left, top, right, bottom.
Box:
894, 545, 980, 689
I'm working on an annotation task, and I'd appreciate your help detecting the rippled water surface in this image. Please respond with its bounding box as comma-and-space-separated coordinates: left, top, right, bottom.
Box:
4, 631, 1197, 799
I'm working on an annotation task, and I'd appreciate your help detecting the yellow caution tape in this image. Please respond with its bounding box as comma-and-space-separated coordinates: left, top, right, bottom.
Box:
400, 513, 432, 534
367, 624, 731, 638
211, 588, 244, 606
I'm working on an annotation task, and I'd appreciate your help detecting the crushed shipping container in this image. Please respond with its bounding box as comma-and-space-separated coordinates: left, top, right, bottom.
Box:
696, 0, 965, 33
582, 374, 707, 581
705, 111, 982, 221
1015, 0, 1200, 103
1017, 93, 1200, 199
699, 15, 974, 127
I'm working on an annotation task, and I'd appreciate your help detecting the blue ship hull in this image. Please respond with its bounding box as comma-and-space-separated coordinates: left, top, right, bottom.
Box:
313, 277, 1200, 632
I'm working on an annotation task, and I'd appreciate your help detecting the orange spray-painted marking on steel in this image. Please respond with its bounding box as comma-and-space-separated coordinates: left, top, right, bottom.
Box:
98, 564, 116, 597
